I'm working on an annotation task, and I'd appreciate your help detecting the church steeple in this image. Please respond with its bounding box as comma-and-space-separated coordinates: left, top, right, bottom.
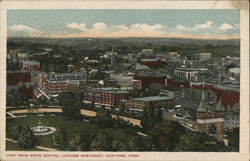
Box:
197, 79, 207, 112
215, 98, 225, 111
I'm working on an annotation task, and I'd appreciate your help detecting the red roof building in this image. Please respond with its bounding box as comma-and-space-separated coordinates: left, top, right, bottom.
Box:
139, 58, 166, 69
7, 72, 33, 99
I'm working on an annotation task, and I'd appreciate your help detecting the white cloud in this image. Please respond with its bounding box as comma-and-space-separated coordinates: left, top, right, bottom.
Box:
192, 21, 213, 30
219, 23, 234, 30
175, 21, 214, 32
111, 25, 128, 31
175, 25, 187, 31
65, 22, 166, 36
66, 23, 87, 31
9, 25, 40, 33
130, 23, 164, 31
92, 22, 107, 31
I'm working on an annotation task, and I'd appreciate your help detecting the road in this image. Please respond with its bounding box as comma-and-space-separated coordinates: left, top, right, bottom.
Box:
8, 108, 141, 127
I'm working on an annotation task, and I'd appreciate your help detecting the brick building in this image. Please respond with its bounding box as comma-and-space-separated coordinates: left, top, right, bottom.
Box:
86, 87, 129, 107
22, 60, 40, 71
134, 71, 166, 89
139, 58, 166, 69
125, 96, 174, 110
7, 72, 33, 99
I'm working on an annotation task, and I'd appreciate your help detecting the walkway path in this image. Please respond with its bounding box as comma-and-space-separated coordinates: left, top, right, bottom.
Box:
8, 108, 141, 127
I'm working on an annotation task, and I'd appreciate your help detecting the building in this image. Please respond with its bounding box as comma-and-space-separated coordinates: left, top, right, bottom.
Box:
22, 60, 40, 71
196, 87, 225, 141
109, 73, 134, 90
126, 96, 174, 110
224, 103, 240, 130
196, 53, 211, 61
228, 67, 240, 81
191, 81, 240, 109
134, 71, 166, 89
139, 58, 166, 69
46, 72, 86, 94
132, 80, 142, 90
85, 87, 129, 107
141, 49, 153, 55
168, 52, 180, 59
174, 68, 198, 81
7, 72, 33, 99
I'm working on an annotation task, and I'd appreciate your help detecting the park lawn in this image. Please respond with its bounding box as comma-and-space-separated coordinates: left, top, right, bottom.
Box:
6, 114, 138, 151
6, 141, 42, 151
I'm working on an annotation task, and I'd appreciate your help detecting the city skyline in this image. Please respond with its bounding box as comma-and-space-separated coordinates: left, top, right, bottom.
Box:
7, 9, 240, 39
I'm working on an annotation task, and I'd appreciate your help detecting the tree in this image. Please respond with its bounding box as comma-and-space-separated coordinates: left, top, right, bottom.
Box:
17, 126, 37, 149
140, 101, 155, 131
112, 139, 130, 151
118, 103, 125, 113
175, 132, 228, 152
140, 106, 149, 130
128, 136, 150, 151
147, 102, 155, 129
7, 89, 29, 106
70, 133, 88, 151
90, 130, 113, 151
227, 128, 239, 151
155, 107, 163, 123
58, 92, 82, 120
91, 109, 113, 128
52, 128, 67, 150
149, 120, 185, 151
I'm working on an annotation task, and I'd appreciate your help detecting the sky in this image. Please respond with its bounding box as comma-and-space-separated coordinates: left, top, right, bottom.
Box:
7, 9, 240, 39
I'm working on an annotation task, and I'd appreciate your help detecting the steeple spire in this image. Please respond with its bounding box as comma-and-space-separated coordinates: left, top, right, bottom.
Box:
201, 77, 205, 99
197, 77, 207, 112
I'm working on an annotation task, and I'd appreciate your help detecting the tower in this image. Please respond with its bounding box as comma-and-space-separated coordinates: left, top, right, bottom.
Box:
196, 82, 225, 141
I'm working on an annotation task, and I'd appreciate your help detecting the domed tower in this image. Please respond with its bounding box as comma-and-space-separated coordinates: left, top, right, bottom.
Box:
196, 82, 225, 141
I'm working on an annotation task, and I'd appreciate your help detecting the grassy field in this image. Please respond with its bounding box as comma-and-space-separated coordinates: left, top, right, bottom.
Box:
6, 114, 138, 151
6, 141, 42, 151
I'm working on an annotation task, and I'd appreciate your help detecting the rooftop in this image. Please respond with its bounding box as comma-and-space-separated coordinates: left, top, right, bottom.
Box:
175, 68, 198, 71
22, 60, 40, 65
132, 96, 173, 102
48, 72, 86, 81
88, 87, 129, 94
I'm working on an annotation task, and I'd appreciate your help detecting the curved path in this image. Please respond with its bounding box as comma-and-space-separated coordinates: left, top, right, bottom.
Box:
8, 108, 141, 127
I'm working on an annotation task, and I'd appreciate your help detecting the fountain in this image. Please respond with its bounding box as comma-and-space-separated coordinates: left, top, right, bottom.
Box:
31, 119, 56, 136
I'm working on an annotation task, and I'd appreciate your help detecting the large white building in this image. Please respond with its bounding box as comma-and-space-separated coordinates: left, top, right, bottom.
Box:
110, 73, 134, 90
174, 68, 198, 81
46, 72, 86, 94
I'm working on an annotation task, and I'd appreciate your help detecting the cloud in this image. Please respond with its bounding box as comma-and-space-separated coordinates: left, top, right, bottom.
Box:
64, 22, 166, 37
66, 23, 87, 31
192, 21, 213, 30
175, 21, 214, 31
9, 25, 40, 33
175, 25, 187, 31
218, 23, 234, 30
92, 22, 107, 31
130, 23, 165, 31
8, 22, 239, 40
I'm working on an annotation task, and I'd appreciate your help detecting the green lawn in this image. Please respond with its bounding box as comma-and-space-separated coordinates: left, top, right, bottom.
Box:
6, 141, 42, 151
6, 114, 137, 151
